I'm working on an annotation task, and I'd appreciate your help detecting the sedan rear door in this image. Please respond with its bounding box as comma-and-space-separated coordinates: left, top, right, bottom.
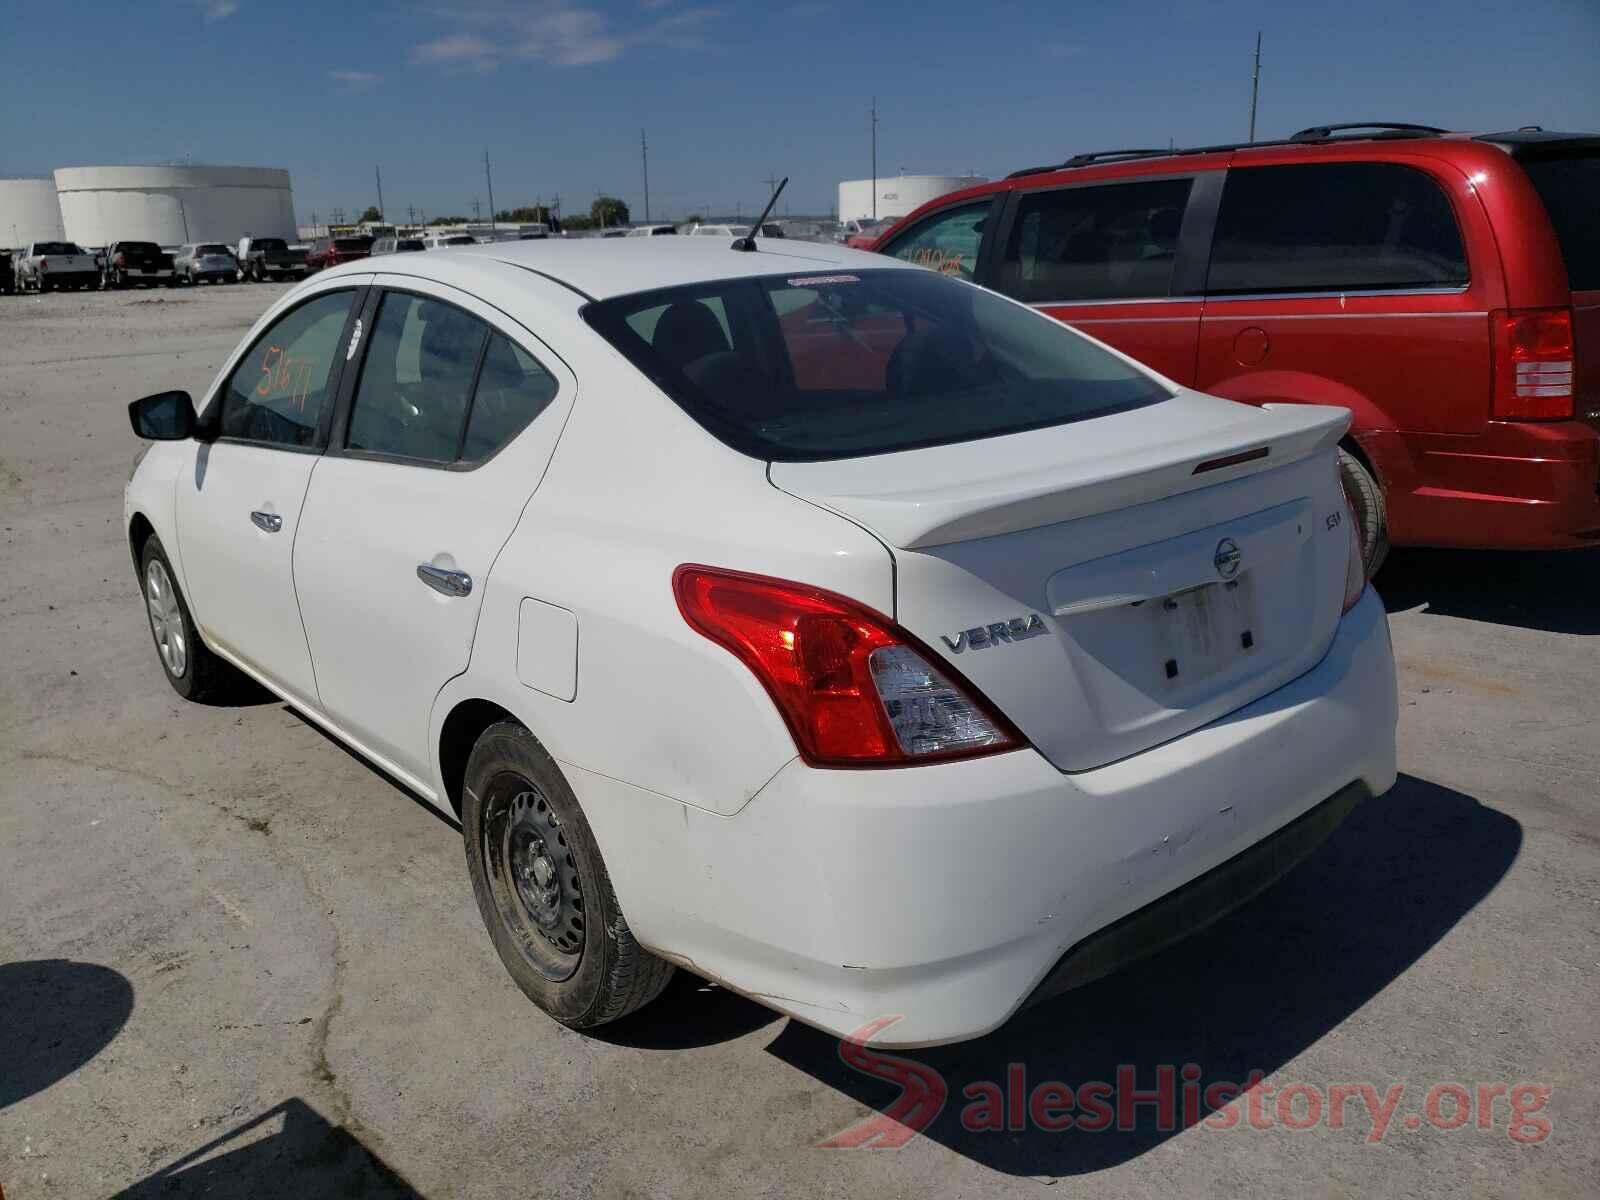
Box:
292, 276, 576, 786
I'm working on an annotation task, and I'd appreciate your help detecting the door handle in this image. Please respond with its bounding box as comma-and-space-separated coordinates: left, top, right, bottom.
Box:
250, 510, 283, 533
417, 564, 472, 597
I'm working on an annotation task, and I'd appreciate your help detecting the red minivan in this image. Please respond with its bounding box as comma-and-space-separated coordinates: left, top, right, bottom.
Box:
870, 124, 1599, 571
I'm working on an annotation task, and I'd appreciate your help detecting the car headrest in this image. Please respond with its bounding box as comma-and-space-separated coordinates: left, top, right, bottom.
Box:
655, 302, 730, 372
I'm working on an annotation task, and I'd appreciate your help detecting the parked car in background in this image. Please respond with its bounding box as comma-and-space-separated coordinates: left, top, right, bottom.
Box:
13, 241, 98, 292
175, 243, 239, 285
371, 237, 426, 256
237, 236, 309, 282
0, 249, 16, 295
871, 123, 1600, 572
421, 233, 477, 251
305, 235, 374, 271
101, 241, 176, 289
840, 217, 893, 247
599, 229, 629, 239
626, 224, 678, 237
124, 238, 1394, 1046
686, 224, 751, 239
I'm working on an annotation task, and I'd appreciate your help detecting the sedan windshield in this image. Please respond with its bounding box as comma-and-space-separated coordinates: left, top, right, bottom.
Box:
583, 267, 1171, 461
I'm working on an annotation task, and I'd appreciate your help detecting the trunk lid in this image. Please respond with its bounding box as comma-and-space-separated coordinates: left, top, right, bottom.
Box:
771, 392, 1355, 771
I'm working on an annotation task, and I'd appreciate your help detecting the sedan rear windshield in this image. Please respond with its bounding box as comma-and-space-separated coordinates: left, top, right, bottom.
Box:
335, 238, 373, 252
582, 268, 1171, 461
1519, 151, 1600, 291
197, 244, 230, 256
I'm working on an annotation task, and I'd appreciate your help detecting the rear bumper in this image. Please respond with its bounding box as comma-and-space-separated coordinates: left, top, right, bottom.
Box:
1370, 420, 1600, 549
570, 587, 1398, 1046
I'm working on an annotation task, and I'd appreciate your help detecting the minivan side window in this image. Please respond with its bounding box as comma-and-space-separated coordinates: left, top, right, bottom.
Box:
1206, 163, 1468, 295
995, 178, 1194, 303
217, 290, 357, 448
346, 292, 489, 462
882, 202, 991, 280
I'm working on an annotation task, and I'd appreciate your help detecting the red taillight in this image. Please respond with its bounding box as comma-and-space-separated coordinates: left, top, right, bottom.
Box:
673, 565, 1023, 768
38, 258, 47, 270
1492, 307, 1575, 420
115, 253, 126, 267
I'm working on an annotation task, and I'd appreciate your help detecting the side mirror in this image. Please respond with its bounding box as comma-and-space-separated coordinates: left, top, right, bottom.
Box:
128, 390, 197, 440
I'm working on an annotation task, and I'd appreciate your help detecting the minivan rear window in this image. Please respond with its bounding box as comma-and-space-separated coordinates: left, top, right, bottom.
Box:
583, 268, 1171, 461
1207, 163, 1469, 295
1519, 152, 1600, 291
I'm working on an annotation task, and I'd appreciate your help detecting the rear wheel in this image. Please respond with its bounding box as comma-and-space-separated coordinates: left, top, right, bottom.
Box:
1338, 447, 1390, 577
462, 720, 674, 1029
139, 535, 245, 703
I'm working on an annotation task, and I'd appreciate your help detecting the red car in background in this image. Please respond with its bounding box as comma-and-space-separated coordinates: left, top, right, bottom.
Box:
304, 235, 374, 272
870, 123, 1599, 572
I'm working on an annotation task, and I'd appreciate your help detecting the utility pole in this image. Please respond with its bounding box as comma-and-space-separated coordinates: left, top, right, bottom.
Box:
641, 129, 650, 224
484, 149, 497, 231
870, 96, 879, 221
407, 204, 416, 226
1248, 31, 1262, 143
375, 166, 385, 223
472, 197, 481, 222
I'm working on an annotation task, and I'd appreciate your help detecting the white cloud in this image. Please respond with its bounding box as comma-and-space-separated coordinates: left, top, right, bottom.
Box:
329, 68, 382, 89
413, 3, 718, 71
199, 0, 239, 22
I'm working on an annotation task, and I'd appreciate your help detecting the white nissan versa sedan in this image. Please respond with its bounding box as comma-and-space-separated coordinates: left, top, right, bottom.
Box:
124, 238, 1397, 1047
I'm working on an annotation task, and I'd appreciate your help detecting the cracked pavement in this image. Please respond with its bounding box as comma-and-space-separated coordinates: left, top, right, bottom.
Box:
2, 285, 1597, 1198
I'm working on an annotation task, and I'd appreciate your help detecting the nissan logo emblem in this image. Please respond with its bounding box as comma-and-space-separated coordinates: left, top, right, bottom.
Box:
1214, 538, 1243, 579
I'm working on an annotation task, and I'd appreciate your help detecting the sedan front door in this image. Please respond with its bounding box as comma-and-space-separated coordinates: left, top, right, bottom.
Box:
173, 284, 365, 707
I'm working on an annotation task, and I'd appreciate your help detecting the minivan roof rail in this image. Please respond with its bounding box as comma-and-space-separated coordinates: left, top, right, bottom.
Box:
1006, 124, 1453, 180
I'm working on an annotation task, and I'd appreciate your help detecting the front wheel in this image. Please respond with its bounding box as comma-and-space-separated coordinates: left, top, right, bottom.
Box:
139, 535, 246, 702
1338, 447, 1390, 577
462, 721, 674, 1029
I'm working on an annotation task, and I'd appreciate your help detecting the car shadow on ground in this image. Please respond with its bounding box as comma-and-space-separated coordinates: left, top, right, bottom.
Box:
1378, 547, 1600, 634
281, 707, 462, 832
0, 959, 133, 1111
111, 1097, 422, 1198
590, 972, 784, 1049
766, 774, 1520, 1174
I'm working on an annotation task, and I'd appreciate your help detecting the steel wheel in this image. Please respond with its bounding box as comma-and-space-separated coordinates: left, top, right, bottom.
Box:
144, 558, 187, 678
481, 773, 585, 982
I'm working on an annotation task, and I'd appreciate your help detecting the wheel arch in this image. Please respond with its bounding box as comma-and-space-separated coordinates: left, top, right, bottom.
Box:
437, 695, 528, 819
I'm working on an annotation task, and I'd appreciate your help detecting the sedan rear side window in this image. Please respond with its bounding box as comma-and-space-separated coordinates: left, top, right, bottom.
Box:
996, 179, 1194, 302
347, 293, 489, 462
461, 335, 560, 462
583, 268, 1171, 461
1206, 163, 1468, 295
217, 290, 356, 447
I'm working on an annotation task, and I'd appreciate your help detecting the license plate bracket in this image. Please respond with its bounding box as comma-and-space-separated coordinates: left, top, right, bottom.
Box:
1154, 575, 1256, 688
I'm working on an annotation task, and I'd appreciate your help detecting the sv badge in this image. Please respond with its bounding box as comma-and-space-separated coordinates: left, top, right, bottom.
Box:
941, 614, 1048, 653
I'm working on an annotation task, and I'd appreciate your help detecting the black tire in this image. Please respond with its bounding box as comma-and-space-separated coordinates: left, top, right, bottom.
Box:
138, 535, 245, 703
1338, 447, 1390, 577
462, 720, 674, 1029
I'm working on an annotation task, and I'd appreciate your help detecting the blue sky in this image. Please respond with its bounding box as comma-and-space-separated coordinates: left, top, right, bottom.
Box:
2, 0, 1596, 223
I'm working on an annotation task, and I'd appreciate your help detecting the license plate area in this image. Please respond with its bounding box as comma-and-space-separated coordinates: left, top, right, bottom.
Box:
1151, 575, 1257, 689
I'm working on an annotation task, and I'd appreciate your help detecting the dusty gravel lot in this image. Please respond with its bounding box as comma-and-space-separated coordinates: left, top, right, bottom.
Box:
2, 284, 1597, 1198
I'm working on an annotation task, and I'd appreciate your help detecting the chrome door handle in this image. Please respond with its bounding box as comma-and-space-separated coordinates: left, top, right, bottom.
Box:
250, 510, 282, 533
417, 564, 472, 597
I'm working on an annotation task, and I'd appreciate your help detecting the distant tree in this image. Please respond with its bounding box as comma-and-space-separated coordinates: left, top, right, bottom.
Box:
501, 205, 554, 225
427, 215, 470, 226
684, 213, 705, 225
562, 214, 596, 231
591, 196, 630, 228
359, 206, 383, 223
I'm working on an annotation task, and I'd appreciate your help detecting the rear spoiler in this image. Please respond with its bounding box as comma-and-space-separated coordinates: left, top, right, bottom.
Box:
772, 401, 1351, 550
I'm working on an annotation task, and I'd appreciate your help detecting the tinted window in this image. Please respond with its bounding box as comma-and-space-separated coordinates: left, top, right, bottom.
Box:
255, 238, 287, 253
197, 244, 229, 256
461, 335, 559, 462
995, 179, 1193, 303
334, 237, 372, 253
218, 290, 355, 447
1519, 152, 1600, 291
1207, 163, 1468, 295
346, 292, 488, 461
35, 242, 79, 255
120, 242, 161, 255
583, 268, 1170, 461
883, 202, 990, 281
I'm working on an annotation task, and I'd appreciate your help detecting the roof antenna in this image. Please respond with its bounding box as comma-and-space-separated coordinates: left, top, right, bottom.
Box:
733, 177, 787, 251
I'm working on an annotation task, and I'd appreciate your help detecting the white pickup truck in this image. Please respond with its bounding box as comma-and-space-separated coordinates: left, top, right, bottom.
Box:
13, 241, 99, 293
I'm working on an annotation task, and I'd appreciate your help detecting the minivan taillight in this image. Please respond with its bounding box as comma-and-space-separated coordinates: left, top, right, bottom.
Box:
1491, 307, 1575, 420
673, 565, 1023, 767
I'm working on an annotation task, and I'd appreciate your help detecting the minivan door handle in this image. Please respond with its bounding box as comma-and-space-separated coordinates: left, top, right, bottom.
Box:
417, 564, 472, 597
250, 510, 282, 533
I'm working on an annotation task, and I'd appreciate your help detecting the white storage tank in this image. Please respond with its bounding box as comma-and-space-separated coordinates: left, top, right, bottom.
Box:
54, 165, 297, 247
1, 178, 66, 247
837, 173, 986, 224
